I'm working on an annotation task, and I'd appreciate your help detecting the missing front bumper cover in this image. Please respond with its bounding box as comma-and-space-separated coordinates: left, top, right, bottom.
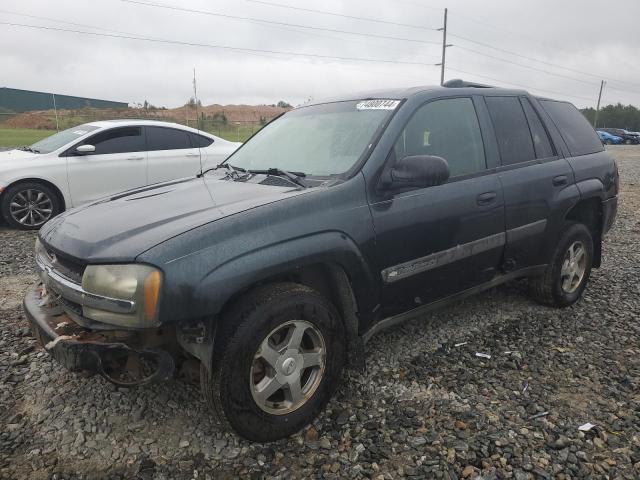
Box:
24, 283, 174, 386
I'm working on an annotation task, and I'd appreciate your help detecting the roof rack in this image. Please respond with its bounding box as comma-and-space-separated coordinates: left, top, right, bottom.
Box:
442, 79, 494, 89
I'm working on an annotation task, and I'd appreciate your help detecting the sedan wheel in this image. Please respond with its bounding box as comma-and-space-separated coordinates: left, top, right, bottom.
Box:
9, 189, 53, 227
1, 182, 61, 230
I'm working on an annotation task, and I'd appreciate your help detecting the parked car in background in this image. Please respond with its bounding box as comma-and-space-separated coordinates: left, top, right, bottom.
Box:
0, 120, 240, 229
26, 81, 618, 441
599, 128, 640, 145
597, 130, 623, 145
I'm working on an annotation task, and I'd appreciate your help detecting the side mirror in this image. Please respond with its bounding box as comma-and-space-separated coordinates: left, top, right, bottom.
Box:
382, 155, 450, 191
75, 144, 96, 155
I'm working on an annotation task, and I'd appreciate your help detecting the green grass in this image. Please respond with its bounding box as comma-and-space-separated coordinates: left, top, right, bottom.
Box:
0, 124, 262, 148
202, 123, 263, 143
0, 128, 56, 148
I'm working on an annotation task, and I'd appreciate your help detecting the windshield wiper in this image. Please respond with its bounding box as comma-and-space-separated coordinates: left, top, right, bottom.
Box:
18, 146, 40, 153
250, 168, 307, 189
198, 163, 245, 178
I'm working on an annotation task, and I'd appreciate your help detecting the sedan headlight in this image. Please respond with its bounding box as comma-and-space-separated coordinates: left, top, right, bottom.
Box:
82, 264, 162, 327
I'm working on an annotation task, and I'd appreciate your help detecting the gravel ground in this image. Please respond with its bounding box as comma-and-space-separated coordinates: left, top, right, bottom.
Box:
1, 147, 639, 480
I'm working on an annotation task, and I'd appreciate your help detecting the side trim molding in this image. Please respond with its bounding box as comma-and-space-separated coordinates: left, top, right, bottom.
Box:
381, 232, 506, 284
364, 265, 547, 343
505, 219, 547, 244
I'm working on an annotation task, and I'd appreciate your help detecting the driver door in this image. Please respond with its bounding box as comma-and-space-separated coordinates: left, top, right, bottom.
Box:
66, 126, 148, 206
369, 97, 506, 316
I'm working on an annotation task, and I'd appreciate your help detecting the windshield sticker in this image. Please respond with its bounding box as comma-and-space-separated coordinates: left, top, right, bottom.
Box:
72, 130, 88, 135
356, 99, 400, 111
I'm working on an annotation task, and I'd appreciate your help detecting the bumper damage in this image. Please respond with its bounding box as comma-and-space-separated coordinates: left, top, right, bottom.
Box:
24, 283, 175, 386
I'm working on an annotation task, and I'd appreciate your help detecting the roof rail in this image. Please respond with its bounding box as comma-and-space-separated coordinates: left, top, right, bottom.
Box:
442, 79, 494, 89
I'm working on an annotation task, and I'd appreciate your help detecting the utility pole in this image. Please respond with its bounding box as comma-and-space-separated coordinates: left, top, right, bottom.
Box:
436, 8, 452, 86
593, 80, 606, 128
52, 93, 59, 133
192, 68, 200, 131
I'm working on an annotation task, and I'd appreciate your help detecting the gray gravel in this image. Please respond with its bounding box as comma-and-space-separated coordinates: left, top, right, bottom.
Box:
1, 146, 639, 479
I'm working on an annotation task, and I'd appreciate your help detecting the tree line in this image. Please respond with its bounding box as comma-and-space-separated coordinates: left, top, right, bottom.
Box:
581, 103, 640, 131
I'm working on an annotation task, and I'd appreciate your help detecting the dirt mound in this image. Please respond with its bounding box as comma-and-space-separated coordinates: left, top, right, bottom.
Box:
4, 112, 58, 129
2, 104, 291, 130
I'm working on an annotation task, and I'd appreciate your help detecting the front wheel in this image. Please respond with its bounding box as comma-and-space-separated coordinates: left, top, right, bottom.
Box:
1, 182, 61, 230
201, 283, 346, 442
529, 223, 594, 307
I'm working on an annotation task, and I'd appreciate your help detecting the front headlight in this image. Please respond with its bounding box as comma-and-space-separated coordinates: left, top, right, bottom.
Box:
82, 264, 162, 327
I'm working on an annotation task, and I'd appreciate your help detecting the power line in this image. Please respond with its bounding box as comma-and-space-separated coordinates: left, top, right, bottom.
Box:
0, 8, 131, 35
446, 67, 596, 103
0, 21, 440, 66
245, 0, 439, 31
449, 33, 640, 90
394, 2, 640, 90
454, 45, 600, 86
120, 0, 441, 45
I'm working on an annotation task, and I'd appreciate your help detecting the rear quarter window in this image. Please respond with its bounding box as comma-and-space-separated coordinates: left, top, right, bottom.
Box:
539, 100, 603, 157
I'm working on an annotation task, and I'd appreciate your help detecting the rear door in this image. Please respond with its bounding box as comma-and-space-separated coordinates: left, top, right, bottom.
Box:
484, 95, 574, 270
146, 126, 202, 184
66, 126, 148, 205
369, 96, 506, 316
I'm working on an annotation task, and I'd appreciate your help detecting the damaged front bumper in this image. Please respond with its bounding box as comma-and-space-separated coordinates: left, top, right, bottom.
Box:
24, 283, 175, 386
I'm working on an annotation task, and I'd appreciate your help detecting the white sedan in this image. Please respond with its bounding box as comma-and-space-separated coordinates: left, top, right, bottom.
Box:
0, 120, 240, 229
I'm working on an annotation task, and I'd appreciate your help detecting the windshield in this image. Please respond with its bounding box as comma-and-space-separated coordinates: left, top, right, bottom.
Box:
30, 124, 100, 154
226, 100, 399, 177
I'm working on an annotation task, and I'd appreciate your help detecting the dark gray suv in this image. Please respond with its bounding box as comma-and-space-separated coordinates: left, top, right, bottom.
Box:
25, 80, 618, 441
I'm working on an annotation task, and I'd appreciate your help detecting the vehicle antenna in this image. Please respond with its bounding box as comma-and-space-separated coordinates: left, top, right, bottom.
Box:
193, 67, 203, 175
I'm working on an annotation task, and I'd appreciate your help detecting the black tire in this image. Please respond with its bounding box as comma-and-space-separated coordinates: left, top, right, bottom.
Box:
200, 282, 346, 442
624, 139, 632, 145
529, 223, 594, 307
1, 181, 61, 230
605, 139, 613, 145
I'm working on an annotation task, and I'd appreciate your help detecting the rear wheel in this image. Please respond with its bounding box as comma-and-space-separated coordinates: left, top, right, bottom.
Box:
529, 223, 593, 307
1, 182, 61, 230
200, 282, 346, 442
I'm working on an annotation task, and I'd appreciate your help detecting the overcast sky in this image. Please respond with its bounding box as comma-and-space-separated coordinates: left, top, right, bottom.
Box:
2, 0, 640, 109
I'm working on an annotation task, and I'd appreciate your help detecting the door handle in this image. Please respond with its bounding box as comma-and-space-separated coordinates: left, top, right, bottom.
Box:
477, 191, 497, 206
553, 175, 568, 186
127, 156, 144, 161
186, 152, 200, 157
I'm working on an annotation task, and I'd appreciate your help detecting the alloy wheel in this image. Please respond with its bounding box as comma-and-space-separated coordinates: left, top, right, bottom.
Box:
560, 240, 587, 293
250, 320, 326, 415
9, 189, 54, 227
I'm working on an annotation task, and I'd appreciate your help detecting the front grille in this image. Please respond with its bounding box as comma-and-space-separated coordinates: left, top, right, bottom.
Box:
43, 248, 86, 284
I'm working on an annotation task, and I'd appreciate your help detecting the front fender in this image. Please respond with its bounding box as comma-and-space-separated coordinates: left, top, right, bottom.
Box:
199, 231, 376, 317
157, 231, 378, 324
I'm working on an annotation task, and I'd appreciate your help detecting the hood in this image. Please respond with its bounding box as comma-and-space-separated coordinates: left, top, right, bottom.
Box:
0, 149, 41, 162
39, 173, 309, 262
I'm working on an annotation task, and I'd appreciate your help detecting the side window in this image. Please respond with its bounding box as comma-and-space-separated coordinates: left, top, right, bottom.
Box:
82, 127, 144, 155
539, 100, 603, 157
485, 96, 535, 166
520, 98, 555, 159
392, 97, 486, 178
146, 127, 193, 151
190, 133, 214, 148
